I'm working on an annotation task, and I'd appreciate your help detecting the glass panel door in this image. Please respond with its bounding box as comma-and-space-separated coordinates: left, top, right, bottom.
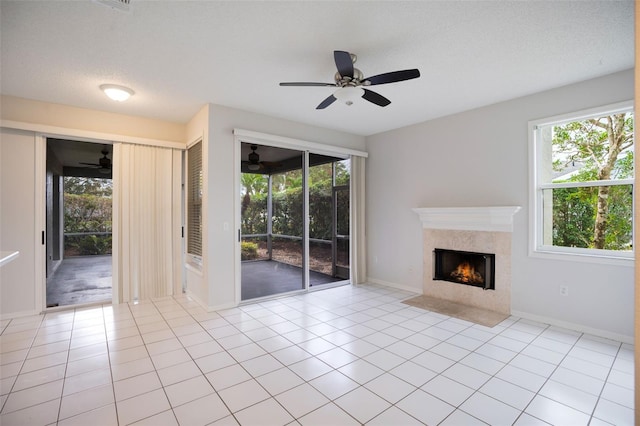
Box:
240, 144, 304, 300
334, 158, 350, 280
308, 155, 350, 287
45, 139, 113, 308
308, 159, 333, 286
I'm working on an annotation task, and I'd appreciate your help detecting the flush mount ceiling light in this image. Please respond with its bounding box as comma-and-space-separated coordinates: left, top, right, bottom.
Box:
100, 84, 134, 102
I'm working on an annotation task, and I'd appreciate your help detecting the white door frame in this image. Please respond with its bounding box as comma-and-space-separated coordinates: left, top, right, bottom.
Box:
35, 135, 46, 313
29, 127, 185, 312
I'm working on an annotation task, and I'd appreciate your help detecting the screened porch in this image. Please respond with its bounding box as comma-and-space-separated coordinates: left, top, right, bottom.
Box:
240, 143, 351, 301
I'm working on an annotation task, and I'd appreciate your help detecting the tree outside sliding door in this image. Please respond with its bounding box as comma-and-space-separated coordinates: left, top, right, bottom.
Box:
271, 166, 304, 288
240, 172, 270, 262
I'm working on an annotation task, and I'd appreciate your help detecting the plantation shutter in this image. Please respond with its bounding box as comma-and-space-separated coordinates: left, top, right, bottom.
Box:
187, 141, 203, 256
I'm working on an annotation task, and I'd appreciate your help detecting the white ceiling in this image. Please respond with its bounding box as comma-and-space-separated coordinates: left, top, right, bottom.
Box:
0, 1, 634, 137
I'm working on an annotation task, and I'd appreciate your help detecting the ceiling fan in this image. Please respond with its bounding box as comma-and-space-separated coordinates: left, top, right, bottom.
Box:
280, 50, 420, 109
80, 146, 111, 174
243, 145, 282, 171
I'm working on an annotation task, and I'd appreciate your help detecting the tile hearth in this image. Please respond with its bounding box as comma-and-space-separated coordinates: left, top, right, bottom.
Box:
403, 295, 509, 328
0, 283, 633, 425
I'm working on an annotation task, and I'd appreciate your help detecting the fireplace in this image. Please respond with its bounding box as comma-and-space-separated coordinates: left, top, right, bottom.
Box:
413, 206, 521, 315
433, 249, 495, 290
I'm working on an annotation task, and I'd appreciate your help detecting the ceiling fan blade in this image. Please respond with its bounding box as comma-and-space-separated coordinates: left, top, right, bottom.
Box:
362, 89, 391, 107
334, 50, 354, 78
279, 82, 336, 87
316, 94, 337, 109
79, 162, 100, 167
365, 69, 421, 85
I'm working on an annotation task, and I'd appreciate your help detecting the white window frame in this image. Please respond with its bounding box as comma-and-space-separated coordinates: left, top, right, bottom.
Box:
528, 100, 634, 266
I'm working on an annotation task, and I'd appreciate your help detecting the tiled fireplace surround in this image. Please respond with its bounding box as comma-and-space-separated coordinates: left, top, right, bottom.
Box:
413, 207, 521, 316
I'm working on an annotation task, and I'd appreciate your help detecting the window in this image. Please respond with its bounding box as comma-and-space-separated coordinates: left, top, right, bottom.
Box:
530, 102, 634, 261
187, 141, 203, 258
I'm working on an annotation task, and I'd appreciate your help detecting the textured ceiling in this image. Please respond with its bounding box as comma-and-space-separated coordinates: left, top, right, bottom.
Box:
0, 1, 634, 136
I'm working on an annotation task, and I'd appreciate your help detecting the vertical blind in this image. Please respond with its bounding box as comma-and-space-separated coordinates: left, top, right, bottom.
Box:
351, 155, 367, 284
187, 141, 203, 256
116, 143, 175, 301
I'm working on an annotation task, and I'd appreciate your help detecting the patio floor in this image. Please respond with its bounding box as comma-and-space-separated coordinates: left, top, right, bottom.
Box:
241, 260, 346, 300
46, 256, 346, 307
46, 255, 112, 307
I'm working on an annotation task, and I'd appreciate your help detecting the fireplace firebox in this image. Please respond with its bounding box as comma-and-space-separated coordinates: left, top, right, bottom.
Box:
433, 249, 495, 290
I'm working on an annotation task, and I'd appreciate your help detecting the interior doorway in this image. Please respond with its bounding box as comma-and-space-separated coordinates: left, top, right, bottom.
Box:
45, 139, 113, 308
239, 142, 350, 301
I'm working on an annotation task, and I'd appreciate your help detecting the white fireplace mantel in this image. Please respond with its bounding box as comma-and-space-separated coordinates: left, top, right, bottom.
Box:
413, 206, 521, 232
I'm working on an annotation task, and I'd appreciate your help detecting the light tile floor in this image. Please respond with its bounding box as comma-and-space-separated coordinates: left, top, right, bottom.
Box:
0, 284, 634, 425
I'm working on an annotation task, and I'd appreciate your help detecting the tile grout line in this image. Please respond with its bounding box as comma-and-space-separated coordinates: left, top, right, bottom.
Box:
586, 340, 624, 423
53, 307, 75, 424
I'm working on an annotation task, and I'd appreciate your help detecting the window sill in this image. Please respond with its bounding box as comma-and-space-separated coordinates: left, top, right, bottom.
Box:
185, 255, 203, 275
186, 262, 203, 275
529, 248, 634, 267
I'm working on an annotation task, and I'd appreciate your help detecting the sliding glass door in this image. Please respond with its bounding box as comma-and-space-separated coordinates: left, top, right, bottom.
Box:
240, 142, 350, 301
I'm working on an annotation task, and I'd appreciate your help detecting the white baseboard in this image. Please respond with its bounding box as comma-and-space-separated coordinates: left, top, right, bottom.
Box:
511, 309, 634, 345
363, 280, 632, 344
1, 308, 41, 321
365, 277, 422, 295
184, 289, 236, 313
184, 289, 209, 311
207, 301, 237, 312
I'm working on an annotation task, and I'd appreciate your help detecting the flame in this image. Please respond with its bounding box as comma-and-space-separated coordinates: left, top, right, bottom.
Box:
450, 261, 484, 284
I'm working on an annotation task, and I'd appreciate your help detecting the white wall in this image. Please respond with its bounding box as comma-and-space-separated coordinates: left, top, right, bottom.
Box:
366, 69, 634, 341
0, 129, 39, 318
203, 104, 365, 309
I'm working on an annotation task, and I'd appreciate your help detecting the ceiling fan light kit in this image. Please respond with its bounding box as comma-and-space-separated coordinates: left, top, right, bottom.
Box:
243, 145, 283, 172
279, 50, 420, 110
80, 145, 112, 173
334, 87, 365, 106
248, 145, 261, 170
247, 145, 263, 171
